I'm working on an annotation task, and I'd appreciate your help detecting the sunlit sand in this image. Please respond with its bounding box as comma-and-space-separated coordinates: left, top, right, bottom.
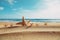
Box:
0, 16, 60, 28
0, 17, 60, 40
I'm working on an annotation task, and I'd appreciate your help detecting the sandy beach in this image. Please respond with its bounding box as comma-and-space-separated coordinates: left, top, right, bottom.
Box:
0, 22, 60, 40
0, 16, 59, 28
0, 22, 60, 28
0, 32, 60, 40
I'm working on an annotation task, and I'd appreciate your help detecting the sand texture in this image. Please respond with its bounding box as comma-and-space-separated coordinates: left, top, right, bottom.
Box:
0, 22, 60, 40
0, 22, 60, 28
0, 32, 60, 40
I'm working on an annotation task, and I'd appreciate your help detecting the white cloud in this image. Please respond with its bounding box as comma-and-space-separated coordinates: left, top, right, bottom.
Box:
12, 9, 17, 11
0, 7, 4, 10
6, 0, 16, 5
32, 0, 60, 19
15, 0, 60, 19
14, 1, 17, 3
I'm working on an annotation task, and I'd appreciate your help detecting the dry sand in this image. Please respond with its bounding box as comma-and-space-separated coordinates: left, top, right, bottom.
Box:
0, 22, 60, 28
0, 22, 60, 40
0, 22, 60, 34
0, 32, 60, 40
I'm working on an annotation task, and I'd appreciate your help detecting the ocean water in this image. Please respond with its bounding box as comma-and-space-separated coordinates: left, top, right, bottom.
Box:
0, 19, 60, 22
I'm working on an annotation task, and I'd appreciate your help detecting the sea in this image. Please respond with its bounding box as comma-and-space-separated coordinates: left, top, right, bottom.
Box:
0, 19, 60, 22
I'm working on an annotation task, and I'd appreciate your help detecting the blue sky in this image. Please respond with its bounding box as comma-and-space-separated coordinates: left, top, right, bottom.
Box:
0, 0, 60, 19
